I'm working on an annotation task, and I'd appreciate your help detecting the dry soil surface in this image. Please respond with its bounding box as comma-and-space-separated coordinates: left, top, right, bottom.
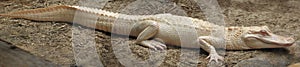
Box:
0, 0, 300, 67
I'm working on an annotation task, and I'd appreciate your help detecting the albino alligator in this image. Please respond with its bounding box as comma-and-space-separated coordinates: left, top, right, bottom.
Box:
0, 5, 296, 63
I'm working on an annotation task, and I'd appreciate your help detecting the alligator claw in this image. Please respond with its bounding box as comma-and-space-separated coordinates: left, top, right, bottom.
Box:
138, 40, 167, 50
206, 53, 224, 63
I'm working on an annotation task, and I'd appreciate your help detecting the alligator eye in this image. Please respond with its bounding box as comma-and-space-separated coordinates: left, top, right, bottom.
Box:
259, 30, 269, 36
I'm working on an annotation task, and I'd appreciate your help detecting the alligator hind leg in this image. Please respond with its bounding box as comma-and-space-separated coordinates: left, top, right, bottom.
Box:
133, 20, 166, 50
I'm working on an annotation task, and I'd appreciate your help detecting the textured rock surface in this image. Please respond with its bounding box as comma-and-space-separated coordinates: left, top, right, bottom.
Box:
0, 39, 58, 67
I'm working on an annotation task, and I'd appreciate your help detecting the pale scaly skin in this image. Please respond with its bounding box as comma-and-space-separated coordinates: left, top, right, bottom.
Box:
0, 5, 296, 63
288, 63, 300, 67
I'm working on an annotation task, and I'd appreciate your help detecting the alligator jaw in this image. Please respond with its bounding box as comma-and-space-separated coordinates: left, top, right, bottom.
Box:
243, 33, 296, 48
255, 36, 295, 46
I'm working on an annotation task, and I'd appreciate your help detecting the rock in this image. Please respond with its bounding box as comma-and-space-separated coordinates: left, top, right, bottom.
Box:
0, 39, 58, 67
233, 57, 274, 67
234, 50, 291, 67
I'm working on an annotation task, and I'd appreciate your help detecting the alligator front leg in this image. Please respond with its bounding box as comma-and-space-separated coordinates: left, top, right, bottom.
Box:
134, 20, 166, 50
198, 36, 224, 63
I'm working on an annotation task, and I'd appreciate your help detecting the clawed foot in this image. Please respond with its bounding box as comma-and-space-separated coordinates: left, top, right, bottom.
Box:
135, 40, 167, 50
206, 53, 224, 63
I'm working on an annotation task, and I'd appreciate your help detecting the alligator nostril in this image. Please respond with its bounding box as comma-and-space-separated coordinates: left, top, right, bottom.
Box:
287, 36, 295, 42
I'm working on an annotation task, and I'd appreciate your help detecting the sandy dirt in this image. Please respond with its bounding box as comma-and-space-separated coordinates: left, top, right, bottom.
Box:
0, 0, 300, 67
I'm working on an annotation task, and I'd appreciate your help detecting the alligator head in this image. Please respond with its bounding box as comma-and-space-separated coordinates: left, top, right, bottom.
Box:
242, 26, 296, 49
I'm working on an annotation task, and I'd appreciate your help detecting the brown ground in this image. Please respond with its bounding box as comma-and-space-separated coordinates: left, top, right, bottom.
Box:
0, 0, 300, 67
